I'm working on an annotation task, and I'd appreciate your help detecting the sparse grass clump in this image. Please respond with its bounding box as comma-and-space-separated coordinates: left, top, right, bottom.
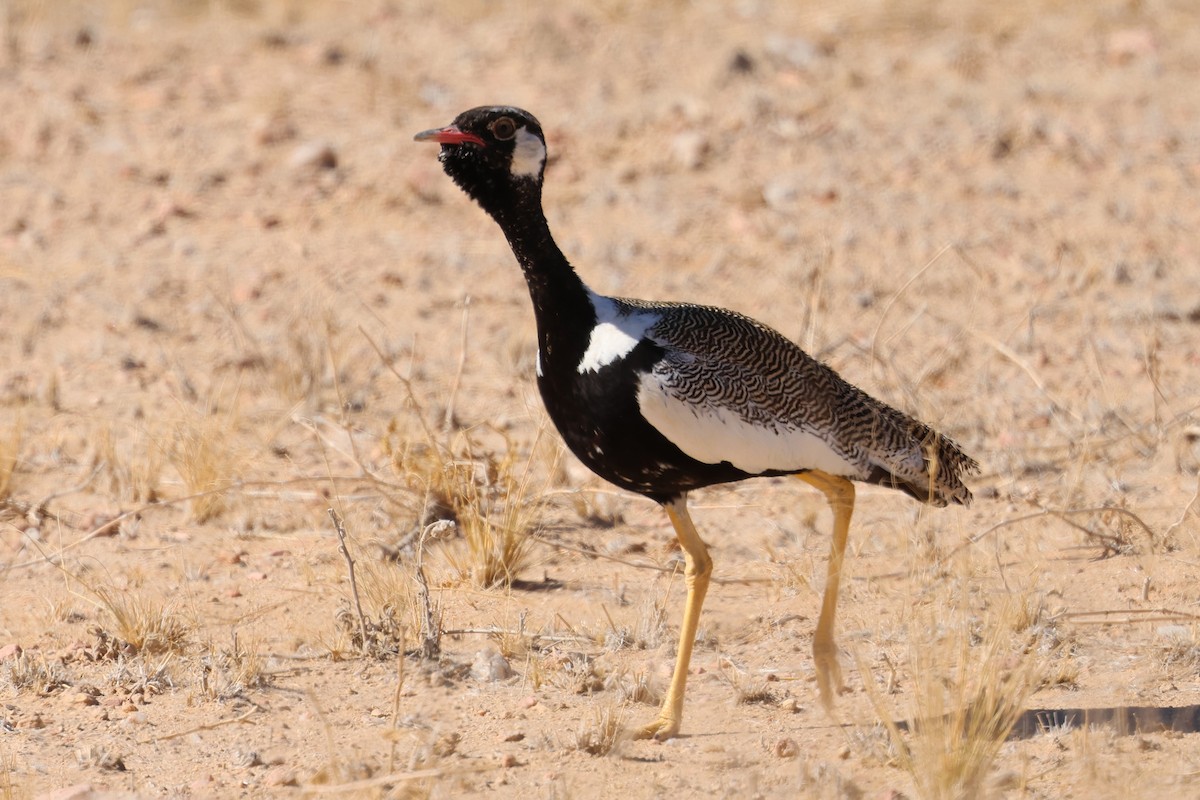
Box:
200, 632, 268, 699
1158, 626, 1200, 682
0, 746, 26, 800
386, 420, 553, 590
612, 668, 660, 706
0, 419, 21, 502
721, 662, 779, 706
169, 412, 242, 523
864, 585, 1042, 800
91, 588, 189, 656
571, 702, 626, 756
95, 423, 163, 503
4, 650, 70, 695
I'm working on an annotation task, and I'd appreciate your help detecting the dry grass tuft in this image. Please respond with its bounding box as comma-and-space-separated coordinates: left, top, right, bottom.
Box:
273, 307, 338, 408
91, 587, 190, 656
387, 420, 554, 590
721, 661, 779, 706
201, 631, 269, 699
0, 746, 26, 800
1158, 626, 1200, 682
571, 702, 626, 756
3, 650, 70, 695
327, 508, 431, 659
611, 668, 660, 706
863, 587, 1042, 800
94, 423, 163, 503
0, 418, 20, 502
605, 580, 671, 652
169, 411, 242, 523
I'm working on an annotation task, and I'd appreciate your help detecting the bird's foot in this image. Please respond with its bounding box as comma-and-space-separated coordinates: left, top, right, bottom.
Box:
814, 645, 849, 713
633, 715, 681, 741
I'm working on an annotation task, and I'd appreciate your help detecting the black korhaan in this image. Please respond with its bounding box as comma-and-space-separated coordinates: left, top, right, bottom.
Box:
416, 106, 978, 741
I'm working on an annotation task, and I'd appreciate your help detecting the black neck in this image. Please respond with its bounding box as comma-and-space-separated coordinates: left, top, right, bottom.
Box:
488, 185, 595, 371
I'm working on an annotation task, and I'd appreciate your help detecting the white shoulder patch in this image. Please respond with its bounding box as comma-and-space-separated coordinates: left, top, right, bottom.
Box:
636, 372, 861, 477
511, 126, 546, 179
577, 293, 658, 374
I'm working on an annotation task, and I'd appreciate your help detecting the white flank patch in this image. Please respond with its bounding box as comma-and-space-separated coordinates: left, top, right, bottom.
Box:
637, 375, 860, 477
535, 350, 543, 377
576, 294, 657, 374
510, 126, 546, 179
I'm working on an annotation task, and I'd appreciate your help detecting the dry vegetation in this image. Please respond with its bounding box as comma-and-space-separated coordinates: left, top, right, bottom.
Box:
2, 0, 1200, 797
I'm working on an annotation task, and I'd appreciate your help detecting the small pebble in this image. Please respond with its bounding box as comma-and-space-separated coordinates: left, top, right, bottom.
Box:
471, 645, 514, 682
670, 131, 708, 170
289, 140, 338, 171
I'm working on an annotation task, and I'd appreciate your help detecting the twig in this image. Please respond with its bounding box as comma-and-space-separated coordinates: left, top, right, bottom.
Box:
1163, 475, 1200, 548
969, 328, 1083, 424
328, 508, 370, 654
302, 764, 489, 793
387, 646, 406, 774
1063, 608, 1200, 625
26, 462, 103, 524
360, 326, 437, 446
414, 521, 443, 660
4, 475, 393, 572
442, 296, 471, 432
949, 505, 1157, 558
869, 243, 951, 366
440, 626, 592, 645
143, 707, 257, 743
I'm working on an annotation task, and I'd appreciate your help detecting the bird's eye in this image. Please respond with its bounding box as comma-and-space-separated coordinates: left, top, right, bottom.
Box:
490, 116, 517, 141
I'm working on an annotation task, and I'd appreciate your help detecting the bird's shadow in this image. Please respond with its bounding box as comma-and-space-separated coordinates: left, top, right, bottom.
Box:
893, 704, 1200, 740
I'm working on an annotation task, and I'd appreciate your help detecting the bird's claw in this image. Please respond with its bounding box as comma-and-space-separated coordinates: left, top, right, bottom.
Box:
633, 715, 681, 741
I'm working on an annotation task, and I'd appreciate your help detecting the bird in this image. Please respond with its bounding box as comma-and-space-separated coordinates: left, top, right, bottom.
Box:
415, 106, 978, 741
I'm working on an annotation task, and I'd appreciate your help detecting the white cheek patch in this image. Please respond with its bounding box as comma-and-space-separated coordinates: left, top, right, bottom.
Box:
511, 126, 546, 179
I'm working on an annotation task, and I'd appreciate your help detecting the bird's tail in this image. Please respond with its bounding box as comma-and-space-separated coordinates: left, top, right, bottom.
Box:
861, 411, 979, 507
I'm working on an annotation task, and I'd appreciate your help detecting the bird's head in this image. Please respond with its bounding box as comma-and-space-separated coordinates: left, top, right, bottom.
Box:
414, 106, 547, 215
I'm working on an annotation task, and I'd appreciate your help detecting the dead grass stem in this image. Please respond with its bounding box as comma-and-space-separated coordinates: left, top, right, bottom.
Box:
571, 702, 626, 756
861, 587, 1041, 800
0, 416, 21, 502
0, 746, 25, 800
90, 585, 190, 655
95, 422, 163, 503
169, 410, 243, 523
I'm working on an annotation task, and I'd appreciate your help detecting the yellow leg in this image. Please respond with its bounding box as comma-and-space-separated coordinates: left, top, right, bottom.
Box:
634, 494, 712, 741
797, 470, 856, 711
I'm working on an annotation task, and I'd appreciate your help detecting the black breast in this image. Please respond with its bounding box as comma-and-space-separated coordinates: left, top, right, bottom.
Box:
536, 338, 752, 504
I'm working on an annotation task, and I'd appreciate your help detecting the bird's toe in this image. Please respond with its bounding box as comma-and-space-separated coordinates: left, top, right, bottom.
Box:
633, 715, 681, 741
813, 648, 847, 712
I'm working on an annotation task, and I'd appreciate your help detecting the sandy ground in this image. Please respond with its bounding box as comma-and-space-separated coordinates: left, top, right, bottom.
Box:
3, 1, 1200, 797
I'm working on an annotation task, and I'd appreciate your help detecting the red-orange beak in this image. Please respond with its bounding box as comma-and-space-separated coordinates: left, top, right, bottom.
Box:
413, 125, 486, 146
